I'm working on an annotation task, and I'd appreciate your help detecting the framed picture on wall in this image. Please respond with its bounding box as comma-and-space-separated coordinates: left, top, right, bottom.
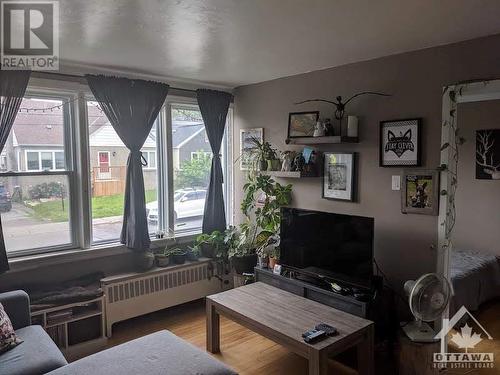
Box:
401, 169, 439, 215
322, 152, 356, 201
288, 111, 320, 138
476, 129, 500, 180
239, 128, 264, 170
380, 118, 422, 167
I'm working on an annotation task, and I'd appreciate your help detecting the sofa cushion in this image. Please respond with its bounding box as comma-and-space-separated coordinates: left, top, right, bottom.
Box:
0, 325, 67, 375
0, 302, 22, 354
47, 330, 237, 375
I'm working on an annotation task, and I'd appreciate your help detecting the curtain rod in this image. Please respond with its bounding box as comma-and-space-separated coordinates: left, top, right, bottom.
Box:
31, 71, 198, 94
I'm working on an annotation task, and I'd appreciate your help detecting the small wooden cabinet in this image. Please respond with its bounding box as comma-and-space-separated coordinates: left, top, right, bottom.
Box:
31, 296, 107, 361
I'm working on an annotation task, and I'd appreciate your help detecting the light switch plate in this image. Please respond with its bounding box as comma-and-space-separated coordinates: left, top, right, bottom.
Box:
392, 175, 401, 191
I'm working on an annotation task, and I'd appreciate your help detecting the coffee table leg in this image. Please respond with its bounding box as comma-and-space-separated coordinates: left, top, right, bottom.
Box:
357, 325, 374, 375
309, 349, 328, 375
206, 300, 220, 353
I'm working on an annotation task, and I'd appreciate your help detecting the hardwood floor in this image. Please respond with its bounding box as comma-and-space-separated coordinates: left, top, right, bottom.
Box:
105, 298, 500, 375
106, 299, 358, 375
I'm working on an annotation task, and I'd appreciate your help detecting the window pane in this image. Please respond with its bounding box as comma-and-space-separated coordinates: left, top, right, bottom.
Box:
41, 152, 53, 170
55, 152, 65, 169
26, 152, 39, 170
88, 101, 159, 242
0, 175, 71, 253
171, 106, 211, 233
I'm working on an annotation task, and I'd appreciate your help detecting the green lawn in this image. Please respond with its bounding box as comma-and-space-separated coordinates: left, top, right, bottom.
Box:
30, 190, 157, 222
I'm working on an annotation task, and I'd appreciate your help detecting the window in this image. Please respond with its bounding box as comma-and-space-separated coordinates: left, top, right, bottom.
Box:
142, 150, 156, 169
2, 82, 232, 258
87, 101, 159, 243
0, 97, 74, 255
170, 103, 231, 234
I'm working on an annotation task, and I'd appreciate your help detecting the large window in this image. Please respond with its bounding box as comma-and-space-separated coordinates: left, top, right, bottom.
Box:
87, 101, 159, 243
2, 84, 232, 257
0, 97, 74, 255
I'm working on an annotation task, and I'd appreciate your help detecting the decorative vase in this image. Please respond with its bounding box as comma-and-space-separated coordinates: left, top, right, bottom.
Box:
258, 256, 268, 268
271, 159, 281, 171
267, 159, 273, 171
259, 159, 268, 171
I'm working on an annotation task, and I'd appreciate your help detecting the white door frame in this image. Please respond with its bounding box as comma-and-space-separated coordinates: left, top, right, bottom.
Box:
438, 79, 500, 332
97, 151, 111, 179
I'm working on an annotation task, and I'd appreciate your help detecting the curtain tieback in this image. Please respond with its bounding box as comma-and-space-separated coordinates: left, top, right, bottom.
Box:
131, 150, 148, 166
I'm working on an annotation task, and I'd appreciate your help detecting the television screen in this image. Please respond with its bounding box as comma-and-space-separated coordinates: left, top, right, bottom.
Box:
280, 208, 374, 288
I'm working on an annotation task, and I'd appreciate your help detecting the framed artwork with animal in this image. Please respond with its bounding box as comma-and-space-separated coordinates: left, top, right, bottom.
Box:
380, 118, 422, 167
476, 129, 500, 180
401, 169, 439, 215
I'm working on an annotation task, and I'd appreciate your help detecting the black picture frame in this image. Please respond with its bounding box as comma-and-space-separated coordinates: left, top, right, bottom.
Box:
287, 111, 320, 138
476, 129, 500, 180
379, 118, 422, 167
401, 169, 439, 215
322, 152, 357, 202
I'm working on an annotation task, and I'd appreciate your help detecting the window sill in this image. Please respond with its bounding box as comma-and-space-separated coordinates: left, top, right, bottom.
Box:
6, 232, 199, 273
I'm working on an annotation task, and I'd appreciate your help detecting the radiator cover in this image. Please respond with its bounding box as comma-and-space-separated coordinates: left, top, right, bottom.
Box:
101, 259, 222, 336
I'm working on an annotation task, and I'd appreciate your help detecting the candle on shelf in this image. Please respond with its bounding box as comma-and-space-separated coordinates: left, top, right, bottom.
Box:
347, 116, 358, 138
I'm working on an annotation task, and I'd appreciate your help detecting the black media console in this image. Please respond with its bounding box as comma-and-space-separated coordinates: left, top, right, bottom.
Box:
254, 267, 370, 318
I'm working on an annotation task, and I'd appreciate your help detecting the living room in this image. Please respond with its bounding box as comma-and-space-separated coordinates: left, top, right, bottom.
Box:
1, 1, 500, 375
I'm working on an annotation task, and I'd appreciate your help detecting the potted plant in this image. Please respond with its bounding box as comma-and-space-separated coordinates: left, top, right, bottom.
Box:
186, 245, 201, 261
249, 138, 277, 172
193, 231, 226, 258
134, 251, 155, 272
154, 249, 170, 267
166, 247, 187, 264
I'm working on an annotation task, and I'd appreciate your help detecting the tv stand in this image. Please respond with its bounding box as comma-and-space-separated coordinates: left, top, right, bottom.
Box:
254, 267, 370, 317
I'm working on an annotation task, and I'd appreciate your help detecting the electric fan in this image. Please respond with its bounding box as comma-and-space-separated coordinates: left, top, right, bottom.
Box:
402, 273, 452, 342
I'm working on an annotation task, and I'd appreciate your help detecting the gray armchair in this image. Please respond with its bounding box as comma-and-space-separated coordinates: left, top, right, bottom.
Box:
0, 290, 67, 375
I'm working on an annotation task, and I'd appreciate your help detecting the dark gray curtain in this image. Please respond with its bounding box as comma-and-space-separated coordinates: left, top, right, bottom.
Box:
86, 75, 169, 251
0, 70, 31, 273
197, 89, 233, 234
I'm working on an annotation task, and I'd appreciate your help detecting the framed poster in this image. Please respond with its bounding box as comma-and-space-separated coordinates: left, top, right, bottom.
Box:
401, 169, 439, 215
322, 152, 356, 201
476, 129, 500, 180
380, 118, 421, 167
288, 111, 320, 138
239, 128, 264, 170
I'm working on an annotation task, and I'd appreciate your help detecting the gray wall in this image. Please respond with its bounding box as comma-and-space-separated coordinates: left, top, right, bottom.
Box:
454, 100, 500, 255
233, 34, 500, 288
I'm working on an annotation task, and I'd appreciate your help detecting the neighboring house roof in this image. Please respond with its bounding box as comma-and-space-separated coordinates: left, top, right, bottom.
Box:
12, 99, 206, 149
172, 121, 204, 148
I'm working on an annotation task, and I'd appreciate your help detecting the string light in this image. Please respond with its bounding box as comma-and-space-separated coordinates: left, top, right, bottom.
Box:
16, 96, 80, 114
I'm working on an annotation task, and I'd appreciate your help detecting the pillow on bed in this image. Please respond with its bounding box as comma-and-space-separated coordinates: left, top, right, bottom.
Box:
0, 302, 23, 354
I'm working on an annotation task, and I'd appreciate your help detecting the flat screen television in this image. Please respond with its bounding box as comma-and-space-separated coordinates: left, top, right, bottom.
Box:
280, 208, 374, 289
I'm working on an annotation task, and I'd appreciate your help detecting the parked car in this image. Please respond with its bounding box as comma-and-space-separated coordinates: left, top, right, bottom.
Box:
0, 185, 12, 212
146, 188, 206, 224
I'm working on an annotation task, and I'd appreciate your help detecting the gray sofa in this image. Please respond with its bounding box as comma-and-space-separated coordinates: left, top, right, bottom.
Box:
0, 291, 68, 375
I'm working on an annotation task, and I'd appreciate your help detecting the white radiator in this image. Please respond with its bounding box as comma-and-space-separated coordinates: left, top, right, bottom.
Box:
101, 259, 223, 336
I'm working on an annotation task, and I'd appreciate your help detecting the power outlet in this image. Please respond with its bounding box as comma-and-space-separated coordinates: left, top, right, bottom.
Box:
392, 175, 401, 191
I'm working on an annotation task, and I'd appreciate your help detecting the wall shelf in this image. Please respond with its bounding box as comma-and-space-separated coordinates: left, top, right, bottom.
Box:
286, 136, 358, 145
260, 170, 319, 178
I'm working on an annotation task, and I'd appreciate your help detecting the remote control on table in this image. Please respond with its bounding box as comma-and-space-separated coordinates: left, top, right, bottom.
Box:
315, 323, 338, 336
303, 329, 327, 344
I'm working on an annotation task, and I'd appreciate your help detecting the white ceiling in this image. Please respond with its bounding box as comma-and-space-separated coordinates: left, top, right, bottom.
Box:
59, 0, 500, 89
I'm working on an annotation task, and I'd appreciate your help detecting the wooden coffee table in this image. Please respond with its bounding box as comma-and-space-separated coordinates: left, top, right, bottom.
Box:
206, 282, 374, 375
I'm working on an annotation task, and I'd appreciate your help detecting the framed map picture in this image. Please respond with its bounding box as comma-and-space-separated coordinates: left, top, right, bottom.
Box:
239, 128, 264, 170
323, 152, 356, 201
401, 169, 439, 215
380, 118, 421, 167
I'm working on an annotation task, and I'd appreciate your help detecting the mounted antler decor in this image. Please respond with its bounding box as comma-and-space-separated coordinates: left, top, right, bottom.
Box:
294, 91, 391, 122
